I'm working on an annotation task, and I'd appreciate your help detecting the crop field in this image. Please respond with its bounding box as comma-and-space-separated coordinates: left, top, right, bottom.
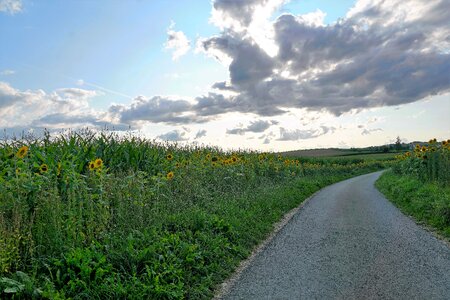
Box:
377, 139, 450, 238
0, 130, 394, 298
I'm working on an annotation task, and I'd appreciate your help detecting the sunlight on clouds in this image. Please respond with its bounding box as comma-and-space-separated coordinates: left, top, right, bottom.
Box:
165, 21, 191, 60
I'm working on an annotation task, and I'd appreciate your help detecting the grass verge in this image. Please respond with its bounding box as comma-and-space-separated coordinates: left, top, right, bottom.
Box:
376, 170, 450, 239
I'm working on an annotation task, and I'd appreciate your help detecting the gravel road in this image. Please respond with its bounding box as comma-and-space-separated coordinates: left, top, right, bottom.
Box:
221, 171, 450, 299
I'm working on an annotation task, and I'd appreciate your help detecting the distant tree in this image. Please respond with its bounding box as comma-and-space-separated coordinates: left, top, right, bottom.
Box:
395, 136, 402, 151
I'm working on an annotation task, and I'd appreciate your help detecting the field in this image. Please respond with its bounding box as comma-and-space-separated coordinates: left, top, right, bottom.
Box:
0, 131, 394, 298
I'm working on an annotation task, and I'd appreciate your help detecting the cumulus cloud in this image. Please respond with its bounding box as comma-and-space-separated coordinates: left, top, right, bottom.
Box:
0, 0, 22, 14
195, 129, 207, 139
226, 119, 278, 135
278, 126, 335, 141
112, 95, 199, 125
197, 0, 450, 117
165, 21, 191, 60
157, 129, 188, 141
210, 0, 286, 31
0, 81, 126, 131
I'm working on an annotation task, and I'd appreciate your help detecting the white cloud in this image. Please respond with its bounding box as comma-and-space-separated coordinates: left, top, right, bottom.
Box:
165, 21, 191, 60
157, 129, 188, 141
0, 82, 125, 131
0, 0, 22, 14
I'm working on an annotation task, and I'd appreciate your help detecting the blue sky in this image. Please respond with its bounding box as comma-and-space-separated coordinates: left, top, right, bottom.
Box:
1, 0, 449, 150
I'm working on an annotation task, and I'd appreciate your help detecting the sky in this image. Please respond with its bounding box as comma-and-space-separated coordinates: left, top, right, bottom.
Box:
0, 0, 449, 151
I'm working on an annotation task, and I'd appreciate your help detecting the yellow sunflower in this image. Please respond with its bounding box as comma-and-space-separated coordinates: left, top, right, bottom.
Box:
89, 161, 96, 171
40, 164, 49, 174
94, 158, 103, 168
166, 153, 173, 161
16, 146, 29, 159
166, 171, 174, 180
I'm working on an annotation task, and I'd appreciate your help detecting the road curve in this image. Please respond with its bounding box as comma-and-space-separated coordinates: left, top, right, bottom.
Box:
221, 171, 450, 299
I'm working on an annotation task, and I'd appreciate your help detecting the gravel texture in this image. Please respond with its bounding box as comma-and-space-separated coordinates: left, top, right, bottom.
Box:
221, 171, 450, 300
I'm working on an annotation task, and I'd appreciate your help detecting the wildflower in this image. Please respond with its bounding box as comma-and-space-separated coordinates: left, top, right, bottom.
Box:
166, 153, 173, 161
166, 171, 174, 180
95, 158, 103, 168
40, 164, 49, 174
89, 161, 96, 171
16, 146, 29, 159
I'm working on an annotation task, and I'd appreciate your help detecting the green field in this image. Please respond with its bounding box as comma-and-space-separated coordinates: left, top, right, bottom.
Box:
0, 131, 394, 299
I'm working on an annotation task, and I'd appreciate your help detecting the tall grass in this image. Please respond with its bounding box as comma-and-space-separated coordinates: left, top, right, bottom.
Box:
0, 130, 390, 299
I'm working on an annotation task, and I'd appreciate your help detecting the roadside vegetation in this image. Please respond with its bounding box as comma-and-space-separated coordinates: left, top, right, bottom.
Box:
1, 130, 392, 299
376, 139, 450, 238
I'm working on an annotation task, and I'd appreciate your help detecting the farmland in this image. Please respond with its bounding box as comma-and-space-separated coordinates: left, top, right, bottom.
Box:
376, 139, 450, 239
0, 130, 393, 299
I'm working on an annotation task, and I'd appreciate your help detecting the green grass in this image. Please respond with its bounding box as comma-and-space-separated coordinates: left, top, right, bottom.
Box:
0, 130, 391, 299
376, 170, 450, 239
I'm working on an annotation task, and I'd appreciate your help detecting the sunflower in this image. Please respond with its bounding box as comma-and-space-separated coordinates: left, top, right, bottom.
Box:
16, 146, 29, 159
211, 156, 218, 162
40, 164, 49, 174
89, 161, 96, 171
166, 171, 174, 180
15, 168, 21, 175
166, 153, 173, 161
94, 158, 103, 168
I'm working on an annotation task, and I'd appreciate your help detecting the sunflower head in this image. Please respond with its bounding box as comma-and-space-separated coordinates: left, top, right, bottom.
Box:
16, 146, 29, 159
89, 161, 96, 171
40, 164, 49, 174
94, 158, 103, 168
231, 156, 237, 163
166, 153, 173, 161
211, 156, 218, 162
166, 171, 174, 180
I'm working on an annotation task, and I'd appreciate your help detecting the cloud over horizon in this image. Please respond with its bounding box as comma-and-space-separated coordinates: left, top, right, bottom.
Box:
1, 0, 449, 144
